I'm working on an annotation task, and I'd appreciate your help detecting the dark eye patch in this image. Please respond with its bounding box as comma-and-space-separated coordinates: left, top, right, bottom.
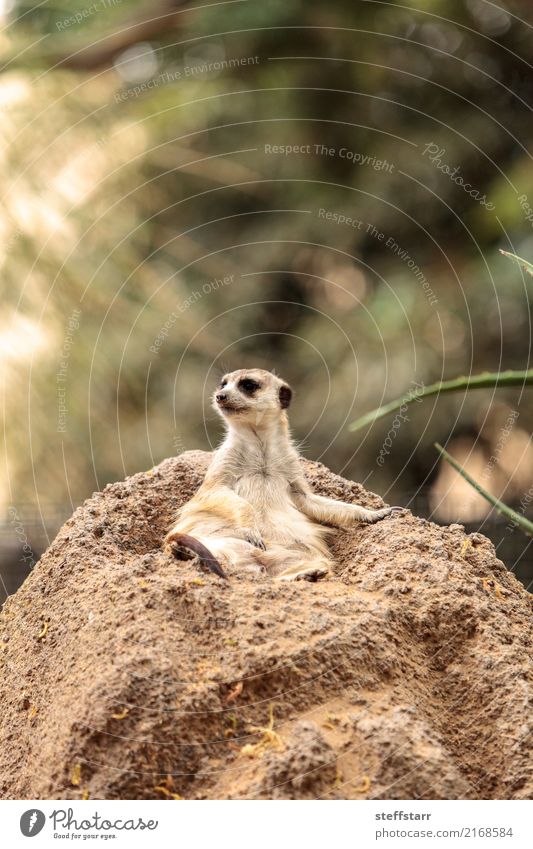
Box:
238, 378, 261, 394
220, 378, 228, 388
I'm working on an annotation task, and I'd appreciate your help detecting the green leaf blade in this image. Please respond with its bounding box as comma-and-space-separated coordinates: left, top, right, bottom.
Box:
500, 249, 533, 277
434, 442, 533, 536
349, 370, 533, 432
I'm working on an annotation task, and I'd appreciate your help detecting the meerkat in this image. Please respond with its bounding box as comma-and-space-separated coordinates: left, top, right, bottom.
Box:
165, 368, 402, 581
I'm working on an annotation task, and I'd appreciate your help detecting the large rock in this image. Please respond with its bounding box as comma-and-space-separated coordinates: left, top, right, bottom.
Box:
0, 452, 531, 800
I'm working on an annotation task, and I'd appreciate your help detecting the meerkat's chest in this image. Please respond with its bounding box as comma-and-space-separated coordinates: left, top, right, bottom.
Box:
234, 471, 317, 544
233, 469, 290, 506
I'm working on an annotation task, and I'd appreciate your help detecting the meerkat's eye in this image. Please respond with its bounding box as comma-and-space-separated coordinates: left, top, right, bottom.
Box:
238, 378, 260, 394
220, 379, 228, 388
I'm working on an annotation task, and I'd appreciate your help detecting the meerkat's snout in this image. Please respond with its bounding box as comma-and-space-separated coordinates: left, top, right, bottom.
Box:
212, 377, 251, 416
214, 390, 231, 407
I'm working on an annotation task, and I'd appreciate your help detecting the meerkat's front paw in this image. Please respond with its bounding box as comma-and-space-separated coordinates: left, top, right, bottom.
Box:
241, 528, 266, 550
367, 506, 405, 523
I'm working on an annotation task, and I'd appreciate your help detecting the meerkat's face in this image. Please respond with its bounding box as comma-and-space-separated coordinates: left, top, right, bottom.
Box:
213, 368, 292, 425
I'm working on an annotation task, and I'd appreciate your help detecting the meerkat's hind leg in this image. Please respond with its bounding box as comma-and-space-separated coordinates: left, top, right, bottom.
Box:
167, 532, 227, 579
169, 540, 195, 561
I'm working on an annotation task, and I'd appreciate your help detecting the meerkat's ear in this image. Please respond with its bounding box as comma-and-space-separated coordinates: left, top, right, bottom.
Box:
279, 383, 292, 409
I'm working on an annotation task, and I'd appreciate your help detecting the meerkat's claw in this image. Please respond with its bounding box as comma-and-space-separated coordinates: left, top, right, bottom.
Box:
367, 506, 405, 523
242, 529, 266, 550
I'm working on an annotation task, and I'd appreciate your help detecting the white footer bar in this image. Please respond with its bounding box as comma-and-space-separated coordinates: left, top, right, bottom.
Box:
2, 799, 531, 848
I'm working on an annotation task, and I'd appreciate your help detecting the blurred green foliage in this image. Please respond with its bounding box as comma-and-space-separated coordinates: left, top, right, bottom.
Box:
1, 0, 532, 517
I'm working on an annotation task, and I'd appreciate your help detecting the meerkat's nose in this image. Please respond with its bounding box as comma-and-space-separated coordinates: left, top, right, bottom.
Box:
216, 393, 227, 403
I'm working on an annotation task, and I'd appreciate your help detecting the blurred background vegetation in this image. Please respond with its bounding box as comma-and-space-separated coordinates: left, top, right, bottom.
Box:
1, 0, 533, 596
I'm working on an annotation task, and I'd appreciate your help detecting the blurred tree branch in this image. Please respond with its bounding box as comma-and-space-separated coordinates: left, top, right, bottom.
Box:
2, 0, 199, 72
58, 0, 197, 71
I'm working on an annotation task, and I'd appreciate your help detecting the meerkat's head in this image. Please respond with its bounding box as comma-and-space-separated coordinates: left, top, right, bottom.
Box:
213, 368, 292, 426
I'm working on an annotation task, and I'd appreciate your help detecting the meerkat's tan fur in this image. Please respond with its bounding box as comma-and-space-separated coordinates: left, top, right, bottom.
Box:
166, 368, 401, 580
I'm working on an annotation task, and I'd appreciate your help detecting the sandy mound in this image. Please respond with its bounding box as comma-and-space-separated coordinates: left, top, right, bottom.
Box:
0, 451, 531, 800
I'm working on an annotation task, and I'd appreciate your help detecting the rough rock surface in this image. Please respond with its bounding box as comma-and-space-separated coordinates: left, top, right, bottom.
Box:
0, 451, 531, 800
